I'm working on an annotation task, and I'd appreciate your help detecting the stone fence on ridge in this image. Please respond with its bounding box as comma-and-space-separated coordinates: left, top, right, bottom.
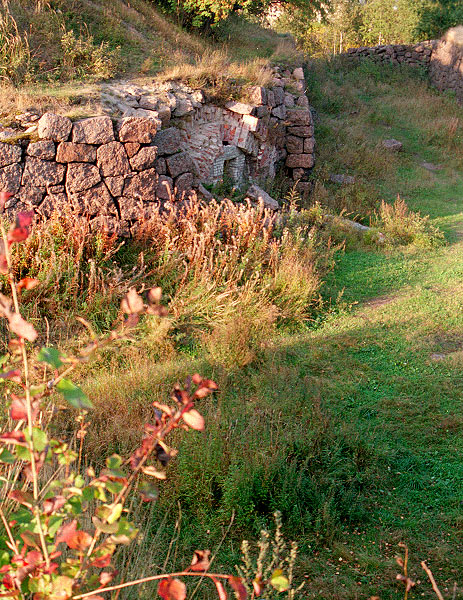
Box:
345, 27, 463, 102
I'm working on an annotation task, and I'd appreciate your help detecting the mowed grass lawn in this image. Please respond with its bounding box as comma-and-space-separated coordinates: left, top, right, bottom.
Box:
81, 62, 463, 599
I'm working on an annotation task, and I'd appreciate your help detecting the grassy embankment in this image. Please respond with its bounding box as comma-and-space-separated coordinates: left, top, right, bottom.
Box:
0, 0, 295, 119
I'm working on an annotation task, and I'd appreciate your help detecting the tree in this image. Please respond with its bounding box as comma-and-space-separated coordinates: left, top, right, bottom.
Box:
359, 0, 420, 45
415, 0, 463, 39
159, 0, 330, 28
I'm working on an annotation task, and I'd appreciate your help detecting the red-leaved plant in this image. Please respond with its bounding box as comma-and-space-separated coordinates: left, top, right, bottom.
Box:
0, 194, 291, 600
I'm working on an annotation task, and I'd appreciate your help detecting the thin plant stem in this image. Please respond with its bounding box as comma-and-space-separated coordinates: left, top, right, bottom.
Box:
421, 561, 445, 600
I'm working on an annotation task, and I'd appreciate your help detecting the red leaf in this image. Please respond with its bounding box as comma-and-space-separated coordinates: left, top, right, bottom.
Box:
16, 212, 34, 229
182, 409, 205, 431
0, 369, 21, 383
10, 395, 27, 420
189, 549, 211, 572
17, 278, 39, 294
99, 571, 116, 585
0, 430, 27, 445
56, 520, 92, 551
0, 254, 7, 275
9, 490, 33, 507
228, 576, 247, 600
90, 553, 112, 568
8, 313, 38, 342
43, 496, 66, 516
158, 578, 187, 600
212, 578, 227, 600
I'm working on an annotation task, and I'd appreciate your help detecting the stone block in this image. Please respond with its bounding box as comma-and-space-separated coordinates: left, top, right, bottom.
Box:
129, 146, 158, 171
123, 168, 158, 200
173, 98, 194, 117
105, 176, 125, 197
266, 90, 276, 108
18, 186, 45, 206
0, 142, 22, 167
26, 141, 55, 161
225, 101, 254, 115
124, 142, 141, 158
241, 114, 259, 132
156, 175, 173, 200
249, 86, 267, 105
69, 182, 116, 216
174, 172, 194, 197
293, 67, 305, 80
38, 113, 72, 142
97, 141, 130, 177
272, 87, 285, 105
284, 93, 295, 108
37, 193, 68, 219
72, 116, 115, 144
246, 183, 279, 210
304, 138, 315, 153
271, 105, 286, 120
166, 152, 197, 178
118, 117, 159, 143
154, 157, 167, 175
118, 196, 142, 220
285, 154, 314, 168
56, 142, 96, 163
22, 158, 65, 188
66, 163, 101, 193
286, 109, 312, 126
153, 127, 182, 155
286, 136, 303, 154
287, 125, 314, 137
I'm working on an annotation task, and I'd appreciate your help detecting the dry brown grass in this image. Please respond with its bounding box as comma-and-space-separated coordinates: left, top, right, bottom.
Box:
157, 49, 274, 101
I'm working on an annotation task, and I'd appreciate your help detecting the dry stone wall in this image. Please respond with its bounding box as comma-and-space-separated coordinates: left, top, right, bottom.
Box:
0, 66, 315, 232
346, 29, 463, 101
346, 41, 434, 67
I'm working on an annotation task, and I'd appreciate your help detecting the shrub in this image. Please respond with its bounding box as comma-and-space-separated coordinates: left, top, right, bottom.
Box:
374, 195, 445, 248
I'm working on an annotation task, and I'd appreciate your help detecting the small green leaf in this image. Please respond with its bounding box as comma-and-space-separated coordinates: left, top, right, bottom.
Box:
38, 347, 64, 369
106, 455, 122, 470
32, 427, 48, 452
56, 379, 93, 410
0, 448, 15, 463
270, 569, 290, 592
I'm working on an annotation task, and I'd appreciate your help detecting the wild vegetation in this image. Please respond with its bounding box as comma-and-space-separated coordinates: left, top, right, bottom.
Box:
0, 0, 462, 598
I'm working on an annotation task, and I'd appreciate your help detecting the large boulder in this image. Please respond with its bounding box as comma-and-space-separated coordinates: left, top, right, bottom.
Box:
66, 163, 101, 193
97, 141, 130, 177
118, 117, 159, 144
38, 113, 72, 142
245, 184, 279, 211
72, 116, 115, 144
0, 142, 22, 167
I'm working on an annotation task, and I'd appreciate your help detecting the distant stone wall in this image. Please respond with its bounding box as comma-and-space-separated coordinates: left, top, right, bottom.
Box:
0, 66, 315, 233
346, 41, 434, 68
346, 29, 463, 101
